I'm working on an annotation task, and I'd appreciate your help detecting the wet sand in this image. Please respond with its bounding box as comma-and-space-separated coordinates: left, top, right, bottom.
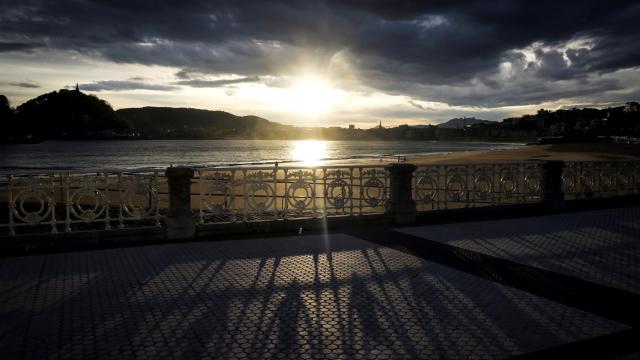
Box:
317, 142, 640, 167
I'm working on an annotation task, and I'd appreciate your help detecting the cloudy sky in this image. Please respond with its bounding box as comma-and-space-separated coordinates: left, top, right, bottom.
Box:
1, 0, 639, 127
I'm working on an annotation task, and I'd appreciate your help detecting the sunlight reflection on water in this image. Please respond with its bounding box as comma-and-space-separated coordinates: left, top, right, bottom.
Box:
291, 140, 328, 166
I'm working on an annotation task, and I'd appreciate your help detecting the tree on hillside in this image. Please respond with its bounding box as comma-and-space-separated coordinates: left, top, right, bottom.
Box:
0, 95, 12, 119
15, 89, 129, 138
0, 95, 18, 141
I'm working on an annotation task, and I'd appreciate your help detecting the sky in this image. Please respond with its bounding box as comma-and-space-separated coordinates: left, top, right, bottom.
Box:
1, 0, 639, 128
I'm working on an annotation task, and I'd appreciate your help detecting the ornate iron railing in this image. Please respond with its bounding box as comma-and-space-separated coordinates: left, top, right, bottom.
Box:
562, 161, 640, 200
413, 162, 544, 211
3, 160, 639, 237
0, 170, 165, 236
196, 166, 389, 224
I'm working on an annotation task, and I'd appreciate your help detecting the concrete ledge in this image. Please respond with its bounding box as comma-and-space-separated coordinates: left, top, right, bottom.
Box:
0, 215, 392, 256
0, 226, 165, 256
2, 195, 638, 256
412, 194, 640, 227
196, 214, 392, 239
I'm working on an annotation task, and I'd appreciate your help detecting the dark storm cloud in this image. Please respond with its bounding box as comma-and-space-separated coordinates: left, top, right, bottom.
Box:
174, 70, 191, 79
175, 76, 260, 88
79, 80, 179, 92
9, 81, 40, 88
0, 42, 43, 52
2, 0, 639, 106
407, 100, 433, 111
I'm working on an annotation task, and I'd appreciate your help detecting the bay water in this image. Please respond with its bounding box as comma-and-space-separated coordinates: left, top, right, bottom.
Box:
0, 140, 523, 171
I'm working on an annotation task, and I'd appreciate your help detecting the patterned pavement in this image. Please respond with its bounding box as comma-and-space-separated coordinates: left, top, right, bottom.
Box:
1, 207, 638, 359
397, 206, 640, 294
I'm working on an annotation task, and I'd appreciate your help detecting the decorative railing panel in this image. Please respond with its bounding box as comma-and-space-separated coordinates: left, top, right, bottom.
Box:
562, 161, 640, 200
0, 171, 165, 236
196, 166, 389, 224
413, 163, 544, 211
3, 160, 639, 237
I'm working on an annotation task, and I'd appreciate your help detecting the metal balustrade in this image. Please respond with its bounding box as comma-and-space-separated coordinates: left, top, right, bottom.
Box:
413, 162, 545, 210
2, 160, 640, 237
0, 170, 165, 236
562, 161, 640, 200
196, 166, 389, 224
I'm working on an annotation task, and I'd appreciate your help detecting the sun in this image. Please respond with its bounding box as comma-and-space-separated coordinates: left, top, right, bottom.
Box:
256, 75, 345, 116
282, 76, 343, 115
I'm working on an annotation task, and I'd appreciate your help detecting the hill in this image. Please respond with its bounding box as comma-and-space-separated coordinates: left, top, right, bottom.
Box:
4, 88, 637, 142
10, 88, 128, 140
437, 117, 494, 129
116, 107, 295, 139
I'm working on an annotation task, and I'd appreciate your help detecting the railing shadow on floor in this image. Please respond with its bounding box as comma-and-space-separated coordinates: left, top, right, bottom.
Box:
2, 232, 633, 358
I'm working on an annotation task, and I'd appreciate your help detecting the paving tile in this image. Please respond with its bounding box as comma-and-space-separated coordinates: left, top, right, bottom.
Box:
397, 207, 640, 293
0, 232, 628, 359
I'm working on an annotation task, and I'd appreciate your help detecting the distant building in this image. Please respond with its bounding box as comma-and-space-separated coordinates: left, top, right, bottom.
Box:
624, 102, 639, 113
348, 124, 355, 130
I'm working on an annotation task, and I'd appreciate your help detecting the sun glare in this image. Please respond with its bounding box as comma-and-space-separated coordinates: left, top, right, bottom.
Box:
283, 77, 342, 115
292, 140, 327, 165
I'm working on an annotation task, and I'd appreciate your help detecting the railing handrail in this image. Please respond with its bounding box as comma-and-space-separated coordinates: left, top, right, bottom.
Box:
195, 161, 550, 173
3, 159, 639, 176
195, 164, 390, 172
0, 168, 163, 176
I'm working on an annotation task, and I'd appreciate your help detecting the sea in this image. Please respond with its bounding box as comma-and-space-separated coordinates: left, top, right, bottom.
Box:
0, 140, 523, 171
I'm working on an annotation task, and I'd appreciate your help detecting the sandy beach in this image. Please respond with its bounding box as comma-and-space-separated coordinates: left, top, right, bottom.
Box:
320, 142, 640, 167
410, 142, 640, 164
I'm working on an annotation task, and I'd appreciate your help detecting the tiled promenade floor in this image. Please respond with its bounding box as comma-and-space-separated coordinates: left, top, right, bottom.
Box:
1, 207, 639, 359
397, 206, 640, 294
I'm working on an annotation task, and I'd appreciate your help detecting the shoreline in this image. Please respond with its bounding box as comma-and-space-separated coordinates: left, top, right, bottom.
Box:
292, 142, 640, 167
180, 142, 640, 168
406, 142, 640, 165
0, 142, 638, 173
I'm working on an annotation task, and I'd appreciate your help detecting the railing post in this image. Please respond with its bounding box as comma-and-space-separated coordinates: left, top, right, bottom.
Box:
386, 163, 417, 224
542, 160, 565, 211
165, 166, 195, 239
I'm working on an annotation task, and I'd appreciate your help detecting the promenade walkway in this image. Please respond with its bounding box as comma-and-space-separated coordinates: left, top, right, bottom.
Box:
1, 207, 639, 359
